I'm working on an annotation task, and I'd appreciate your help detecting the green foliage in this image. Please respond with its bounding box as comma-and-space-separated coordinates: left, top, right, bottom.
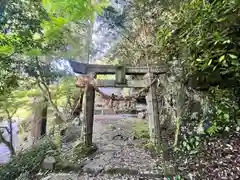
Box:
155, 0, 240, 153
0, 75, 79, 121
42, 0, 101, 21
142, 142, 155, 151
0, 0, 49, 93
157, 0, 240, 87
41, 0, 108, 42
15, 172, 31, 180
177, 135, 201, 155
51, 76, 76, 100
0, 90, 28, 117
132, 120, 149, 139
206, 87, 239, 135
0, 138, 58, 180
0, 0, 107, 96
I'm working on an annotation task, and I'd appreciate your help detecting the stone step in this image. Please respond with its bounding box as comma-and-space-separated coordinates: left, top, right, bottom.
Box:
104, 167, 163, 178
94, 109, 116, 115
40, 172, 164, 180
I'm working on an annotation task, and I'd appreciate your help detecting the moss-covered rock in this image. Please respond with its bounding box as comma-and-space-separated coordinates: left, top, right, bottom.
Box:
73, 142, 97, 161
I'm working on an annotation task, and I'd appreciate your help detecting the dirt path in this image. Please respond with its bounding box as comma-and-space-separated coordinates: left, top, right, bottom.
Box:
42, 116, 163, 180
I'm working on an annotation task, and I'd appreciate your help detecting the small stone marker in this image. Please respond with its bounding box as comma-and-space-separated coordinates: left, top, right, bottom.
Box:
42, 156, 56, 170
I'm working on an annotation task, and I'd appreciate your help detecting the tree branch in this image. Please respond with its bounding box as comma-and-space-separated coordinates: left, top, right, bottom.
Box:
36, 80, 65, 122
0, 126, 15, 155
0, 126, 10, 134
34, 57, 66, 122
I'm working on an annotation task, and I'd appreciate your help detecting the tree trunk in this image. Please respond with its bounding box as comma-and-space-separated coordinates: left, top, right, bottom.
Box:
40, 97, 48, 136
0, 128, 15, 156
72, 92, 84, 118
31, 97, 48, 143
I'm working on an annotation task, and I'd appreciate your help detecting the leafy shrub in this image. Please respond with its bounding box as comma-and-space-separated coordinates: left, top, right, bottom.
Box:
158, 0, 240, 87
206, 87, 240, 135
0, 138, 58, 180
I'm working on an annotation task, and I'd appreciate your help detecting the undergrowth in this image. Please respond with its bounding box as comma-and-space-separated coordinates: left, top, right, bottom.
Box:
131, 120, 149, 139
0, 138, 58, 180
0, 135, 97, 180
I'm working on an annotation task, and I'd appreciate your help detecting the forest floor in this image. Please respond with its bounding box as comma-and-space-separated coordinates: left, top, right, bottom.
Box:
41, 115, 163, 180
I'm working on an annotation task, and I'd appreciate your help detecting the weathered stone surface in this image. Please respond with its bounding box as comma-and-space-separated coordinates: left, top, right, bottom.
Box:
62, 125, 82, 143
42, 156, 56, 170
83, 153, 113, 176
40, 173, 79, 180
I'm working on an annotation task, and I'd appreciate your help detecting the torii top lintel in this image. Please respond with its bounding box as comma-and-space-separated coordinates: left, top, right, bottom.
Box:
69, 60, 168, 75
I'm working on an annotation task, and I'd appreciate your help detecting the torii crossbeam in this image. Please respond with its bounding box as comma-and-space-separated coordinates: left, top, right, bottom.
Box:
69, 60, 168, 75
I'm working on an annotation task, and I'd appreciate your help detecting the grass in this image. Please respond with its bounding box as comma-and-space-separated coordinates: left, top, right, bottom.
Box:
130, 119, 161, 156
131, 119, 149, 139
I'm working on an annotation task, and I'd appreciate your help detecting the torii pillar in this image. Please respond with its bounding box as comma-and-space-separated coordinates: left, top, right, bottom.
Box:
79, 74, 96, 147
143, 73, 161, 144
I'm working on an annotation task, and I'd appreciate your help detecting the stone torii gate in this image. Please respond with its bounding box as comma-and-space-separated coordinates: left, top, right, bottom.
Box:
69, 60, 168, 147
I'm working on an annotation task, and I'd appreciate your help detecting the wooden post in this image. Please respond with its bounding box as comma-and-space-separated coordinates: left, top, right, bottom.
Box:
82, 83, 95, 146
143, 73, 161, 144
115, 66, 126, 84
